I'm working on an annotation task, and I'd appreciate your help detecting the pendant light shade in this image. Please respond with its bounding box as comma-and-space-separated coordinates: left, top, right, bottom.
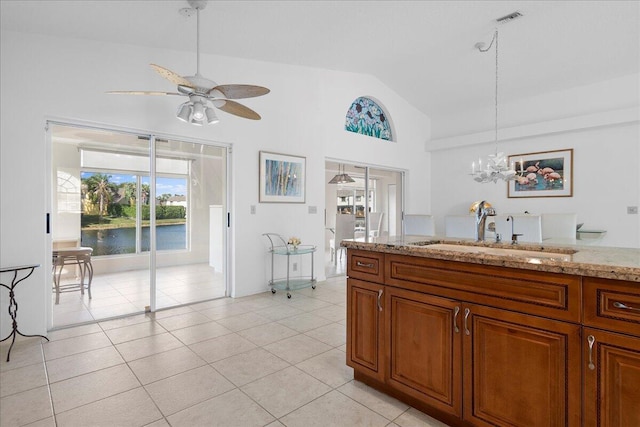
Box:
176, 102, 193, 122
329, 164, 355, 184
176, 97, 220, 125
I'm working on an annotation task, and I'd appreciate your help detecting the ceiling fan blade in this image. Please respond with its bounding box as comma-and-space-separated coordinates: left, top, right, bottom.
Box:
106, 90, 182, 96
216, 100, 262, 120
210, 84, 270, 99
150, 64, 194, 88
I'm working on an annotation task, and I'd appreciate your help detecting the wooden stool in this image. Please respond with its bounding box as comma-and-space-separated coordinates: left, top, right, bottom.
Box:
52, 247, 93, 304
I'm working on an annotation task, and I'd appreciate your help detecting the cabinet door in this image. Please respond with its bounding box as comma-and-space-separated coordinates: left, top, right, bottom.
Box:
346, 278, 385, 381
584, 328, 640, 427
463, 304, 581, 427
385, 286, 462, 417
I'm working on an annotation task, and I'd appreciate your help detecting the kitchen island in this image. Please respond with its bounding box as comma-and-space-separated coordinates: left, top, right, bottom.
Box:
343, 236, 640, 427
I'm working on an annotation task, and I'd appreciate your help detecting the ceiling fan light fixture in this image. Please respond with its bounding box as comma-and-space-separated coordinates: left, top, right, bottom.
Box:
205, 107, 219, 124
176, 102, 193, 122
109, 0, 269, 124
192, 100, 205, 121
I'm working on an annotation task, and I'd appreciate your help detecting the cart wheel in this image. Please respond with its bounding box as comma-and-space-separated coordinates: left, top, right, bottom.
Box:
271, 288, 276, 294
312, 284, 316, 289
287, 293, 291, 299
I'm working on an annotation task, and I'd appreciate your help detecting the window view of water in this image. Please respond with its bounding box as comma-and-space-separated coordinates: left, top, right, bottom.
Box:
81, 224, 186, 256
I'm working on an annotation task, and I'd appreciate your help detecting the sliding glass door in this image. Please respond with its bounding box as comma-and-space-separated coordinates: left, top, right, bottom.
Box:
325, 161, 403, 277
49, 123, 227, 328
153, 138, 227, 309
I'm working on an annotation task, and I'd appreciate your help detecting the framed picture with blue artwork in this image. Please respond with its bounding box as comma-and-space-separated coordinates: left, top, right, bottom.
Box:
508, 149, 573, 198
259, 151, 306, 203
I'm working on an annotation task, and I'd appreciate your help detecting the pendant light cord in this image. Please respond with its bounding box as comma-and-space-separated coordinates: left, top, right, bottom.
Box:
477, 29, 499, 149
494, 29, 499, 148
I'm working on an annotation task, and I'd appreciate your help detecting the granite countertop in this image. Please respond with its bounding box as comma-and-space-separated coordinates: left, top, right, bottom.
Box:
341, 236, 640, 282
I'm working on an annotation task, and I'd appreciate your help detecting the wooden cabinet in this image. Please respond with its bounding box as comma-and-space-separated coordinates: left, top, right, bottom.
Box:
347, 250, 588, 427
463, 303, 581, 427
583, 328, 640, 427
349, 250, 384, 284
583, 277, 640, 336
583, 277, 640, 427
385, 286, 462, 417
346, 278, 385, 382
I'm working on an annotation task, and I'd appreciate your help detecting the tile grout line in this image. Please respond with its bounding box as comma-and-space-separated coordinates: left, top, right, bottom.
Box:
39, 338, 59, 427
27, 281, 348, 425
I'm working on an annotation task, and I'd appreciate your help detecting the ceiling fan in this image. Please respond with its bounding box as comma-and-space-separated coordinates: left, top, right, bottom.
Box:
107, 0, 269, 125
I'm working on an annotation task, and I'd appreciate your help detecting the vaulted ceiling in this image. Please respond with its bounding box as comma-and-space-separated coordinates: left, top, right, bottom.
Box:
2, 0, 638, 134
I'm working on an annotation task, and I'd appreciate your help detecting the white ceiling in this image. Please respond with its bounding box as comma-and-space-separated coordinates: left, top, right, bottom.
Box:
2, 0, 639, 121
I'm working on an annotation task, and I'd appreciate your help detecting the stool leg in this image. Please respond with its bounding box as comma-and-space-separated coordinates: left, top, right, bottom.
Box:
86, 260, 93, 299
55, 264, 62, 304
77, 259, 85, 295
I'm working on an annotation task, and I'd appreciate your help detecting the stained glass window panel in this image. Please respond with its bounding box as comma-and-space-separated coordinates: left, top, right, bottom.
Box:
345, 97, 393, 141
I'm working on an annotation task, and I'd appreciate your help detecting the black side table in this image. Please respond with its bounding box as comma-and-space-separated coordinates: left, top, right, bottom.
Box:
0, 264, 49, 362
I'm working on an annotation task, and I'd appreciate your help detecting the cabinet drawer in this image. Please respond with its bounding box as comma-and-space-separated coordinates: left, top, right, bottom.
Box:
385, 254, 581, 323
584, 277, 640, 337
348, 250, 384, 283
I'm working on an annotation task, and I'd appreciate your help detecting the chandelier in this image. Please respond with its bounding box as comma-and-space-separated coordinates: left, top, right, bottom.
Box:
471, 28, 517, 184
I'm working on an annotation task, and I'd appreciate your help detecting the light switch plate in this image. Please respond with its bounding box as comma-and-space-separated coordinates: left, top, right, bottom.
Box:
628, 206, 638, 214
250, 205, 256, 214
308, 206, 317, 214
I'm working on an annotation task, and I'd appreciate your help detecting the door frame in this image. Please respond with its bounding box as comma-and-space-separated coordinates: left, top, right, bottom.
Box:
324, 158, 406, 276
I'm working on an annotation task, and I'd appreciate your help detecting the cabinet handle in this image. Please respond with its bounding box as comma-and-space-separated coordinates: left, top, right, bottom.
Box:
454, 306, 460, 333
613, 301, 640, 312
463, 308, 471, 335
377, 289, 383, 312
587, 335, 596, 371
356, 261, 375, 269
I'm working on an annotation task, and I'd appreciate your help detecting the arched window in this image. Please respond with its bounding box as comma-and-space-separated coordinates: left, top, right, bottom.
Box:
344, 97, 393, 141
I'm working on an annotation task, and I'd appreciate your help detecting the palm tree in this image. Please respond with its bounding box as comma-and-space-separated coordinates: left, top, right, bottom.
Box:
140, 184, 150, 205
95, 177, 113, 215
83, 173, 116, 222
157, 193, 172, 206
122, 182, 137, 206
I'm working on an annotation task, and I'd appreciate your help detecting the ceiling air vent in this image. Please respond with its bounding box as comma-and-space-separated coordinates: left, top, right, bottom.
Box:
496, 11, 523, 24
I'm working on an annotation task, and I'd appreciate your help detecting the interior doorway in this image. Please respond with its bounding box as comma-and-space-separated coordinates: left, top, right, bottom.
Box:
324, 160, 403, 278
48, 122, 229, 329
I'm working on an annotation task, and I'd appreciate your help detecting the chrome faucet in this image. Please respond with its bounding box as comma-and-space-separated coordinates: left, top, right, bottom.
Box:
475, 201, 496, 242
506, 215, 522, 244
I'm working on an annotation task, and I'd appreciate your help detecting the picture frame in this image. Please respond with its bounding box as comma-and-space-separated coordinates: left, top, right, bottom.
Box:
508, 149, 573, 198
259, 151, 306, 203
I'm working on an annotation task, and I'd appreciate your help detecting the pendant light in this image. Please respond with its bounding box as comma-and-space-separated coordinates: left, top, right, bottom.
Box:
470, 28, 517, 184
329, 164, 355, 184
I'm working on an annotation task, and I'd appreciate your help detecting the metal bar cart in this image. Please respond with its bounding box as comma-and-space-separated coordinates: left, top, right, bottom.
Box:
263, 233, 316, 298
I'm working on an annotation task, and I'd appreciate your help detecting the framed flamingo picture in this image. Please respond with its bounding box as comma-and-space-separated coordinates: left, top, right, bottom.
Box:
508, 149, 573, 198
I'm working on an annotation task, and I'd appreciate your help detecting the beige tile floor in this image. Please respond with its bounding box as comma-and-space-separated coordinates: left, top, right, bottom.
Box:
324, 249, 347, 280
52, 264, 225, 328
2, 276, 451, 427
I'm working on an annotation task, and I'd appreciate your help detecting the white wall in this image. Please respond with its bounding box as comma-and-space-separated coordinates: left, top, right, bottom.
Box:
431, 74, 640, 140
0, 30, 430, 336
429, 78, 640, 248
